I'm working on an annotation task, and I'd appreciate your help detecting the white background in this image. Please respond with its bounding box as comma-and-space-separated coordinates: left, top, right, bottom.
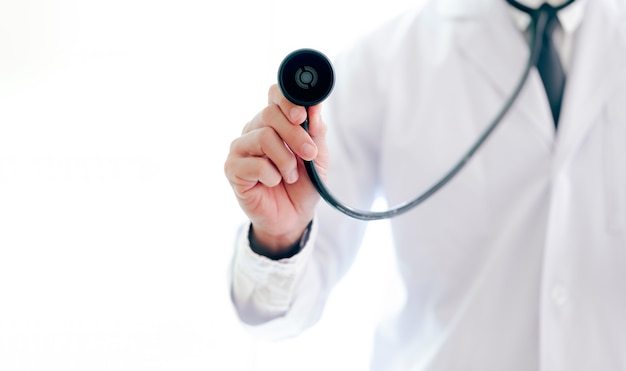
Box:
0, 1, 420, 370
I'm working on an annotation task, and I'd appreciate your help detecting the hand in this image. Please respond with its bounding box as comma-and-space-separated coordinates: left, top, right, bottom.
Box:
224, 84, 328, 254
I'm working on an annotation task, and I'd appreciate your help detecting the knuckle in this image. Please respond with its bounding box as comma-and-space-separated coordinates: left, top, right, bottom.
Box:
228, 136, 242, 154
257, 126, 276, 146
260, 104, 278, 126
223, 155, 236, 180
223, 159, 232, 178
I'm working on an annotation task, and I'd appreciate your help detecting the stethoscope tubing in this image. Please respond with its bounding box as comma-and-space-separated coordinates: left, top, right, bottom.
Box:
301, 7, 552, 221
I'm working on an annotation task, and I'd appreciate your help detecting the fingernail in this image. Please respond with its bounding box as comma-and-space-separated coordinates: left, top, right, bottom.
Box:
301, 142, 317, 159
290, 107, 302, 122
286, 169, 298, 184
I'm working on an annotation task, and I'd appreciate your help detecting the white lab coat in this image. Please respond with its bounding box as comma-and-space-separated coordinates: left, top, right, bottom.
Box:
231, 0, 626, 369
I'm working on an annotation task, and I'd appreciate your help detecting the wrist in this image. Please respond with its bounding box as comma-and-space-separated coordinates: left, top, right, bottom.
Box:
249, 221, 313, 260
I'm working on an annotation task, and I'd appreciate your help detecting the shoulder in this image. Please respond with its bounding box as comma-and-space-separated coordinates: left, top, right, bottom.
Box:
335, 0, 490, 74
341, 2, 439, 64
331, 2, 440, 85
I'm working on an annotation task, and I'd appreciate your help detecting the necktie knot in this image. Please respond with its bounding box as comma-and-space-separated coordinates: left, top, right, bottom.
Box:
538, 4, 559, 38
538, 3, 557, 20
539, 3, 557, 14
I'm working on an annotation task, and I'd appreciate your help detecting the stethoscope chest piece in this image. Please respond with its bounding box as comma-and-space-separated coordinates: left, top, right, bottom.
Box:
278, 49, 335, 107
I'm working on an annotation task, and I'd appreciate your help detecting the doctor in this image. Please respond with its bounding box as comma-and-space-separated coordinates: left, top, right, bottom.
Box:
224, 0, 626, 369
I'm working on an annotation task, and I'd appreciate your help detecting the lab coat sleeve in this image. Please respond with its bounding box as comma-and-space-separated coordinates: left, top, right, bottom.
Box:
229, 218, 328, 339
230, 210, 370, 340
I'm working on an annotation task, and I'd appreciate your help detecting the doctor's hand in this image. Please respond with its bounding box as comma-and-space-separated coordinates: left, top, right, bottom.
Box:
224, 84, 329, 256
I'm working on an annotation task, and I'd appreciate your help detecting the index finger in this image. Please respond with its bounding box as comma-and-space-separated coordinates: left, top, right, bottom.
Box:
268, 84, 307, 126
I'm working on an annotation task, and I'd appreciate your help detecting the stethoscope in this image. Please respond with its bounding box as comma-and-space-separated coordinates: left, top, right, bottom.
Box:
277, 0, 576, 221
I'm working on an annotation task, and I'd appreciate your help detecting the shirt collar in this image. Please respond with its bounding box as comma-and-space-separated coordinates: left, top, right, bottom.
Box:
508, 0, 587, 34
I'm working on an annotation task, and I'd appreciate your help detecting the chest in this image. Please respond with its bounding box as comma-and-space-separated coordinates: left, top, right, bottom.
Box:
375, 52, 626, 244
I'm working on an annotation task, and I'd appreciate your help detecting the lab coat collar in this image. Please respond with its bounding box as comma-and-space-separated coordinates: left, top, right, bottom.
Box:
437, 0, 587, 34
440, 0, 626, 165
446, 0, 556, 146
437, 0, 592, 20
553, 0, 626, 173
508, 0, 587, 36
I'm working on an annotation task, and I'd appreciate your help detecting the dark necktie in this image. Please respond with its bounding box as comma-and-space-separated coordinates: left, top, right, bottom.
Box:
507, 0, 576, 128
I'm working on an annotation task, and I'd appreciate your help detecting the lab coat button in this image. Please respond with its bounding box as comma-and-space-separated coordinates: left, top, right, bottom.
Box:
551, 285, 568, 305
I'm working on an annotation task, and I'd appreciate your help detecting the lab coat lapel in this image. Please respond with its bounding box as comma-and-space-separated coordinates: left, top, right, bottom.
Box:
443, 0, 555, 146
553, 0, 626, 173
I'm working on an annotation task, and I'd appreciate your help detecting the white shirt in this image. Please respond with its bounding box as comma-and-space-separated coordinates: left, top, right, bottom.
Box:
230, 0, 626, 369
508, 0, 587, 72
